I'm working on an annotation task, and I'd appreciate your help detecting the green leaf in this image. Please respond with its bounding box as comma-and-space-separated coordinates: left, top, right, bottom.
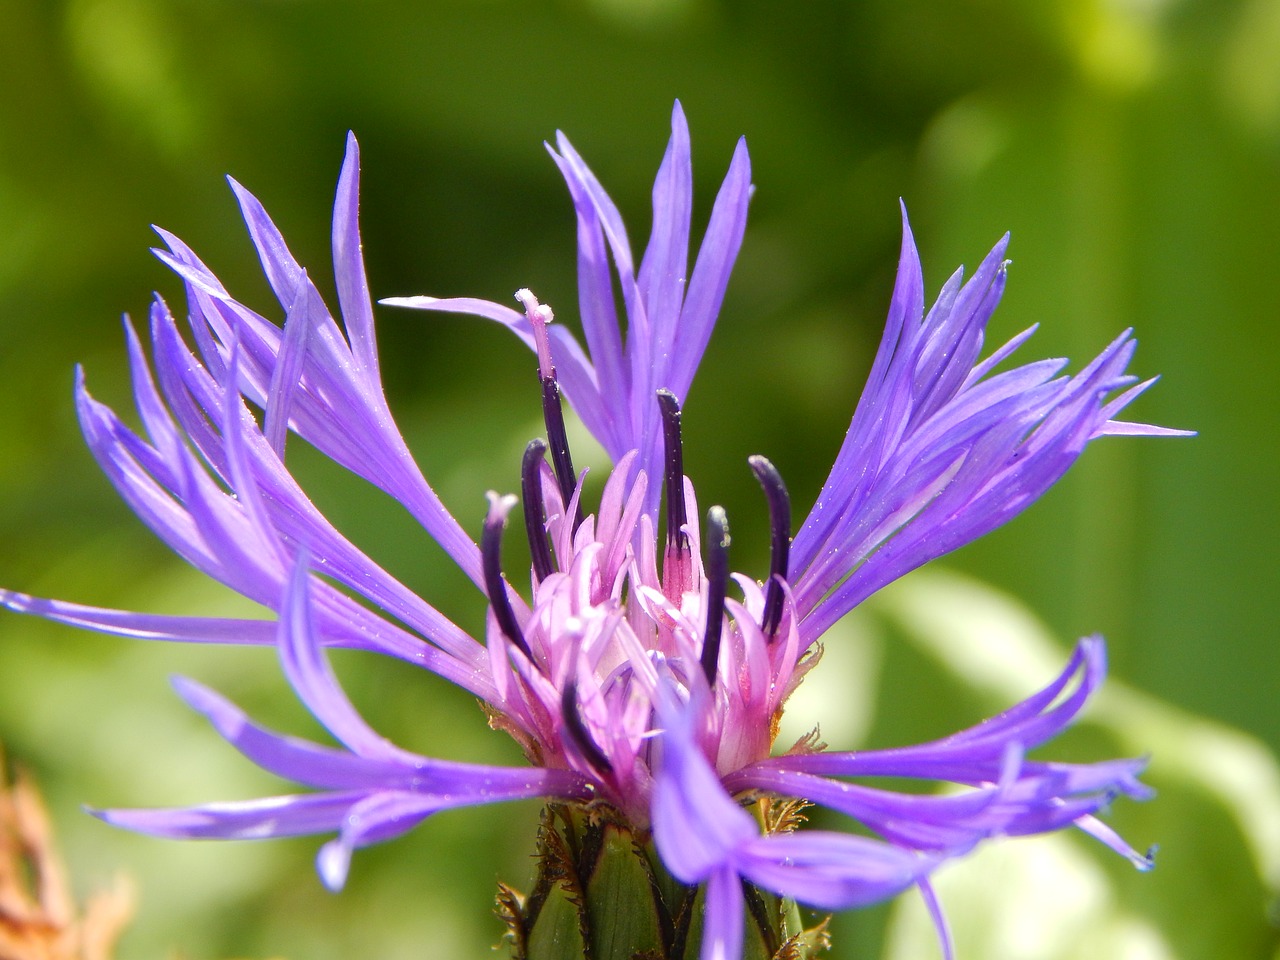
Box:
526, 880, 588, 960
584, 822, 665, 960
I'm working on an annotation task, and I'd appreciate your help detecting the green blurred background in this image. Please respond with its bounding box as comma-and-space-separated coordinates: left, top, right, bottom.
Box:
0, 1, 1277, 958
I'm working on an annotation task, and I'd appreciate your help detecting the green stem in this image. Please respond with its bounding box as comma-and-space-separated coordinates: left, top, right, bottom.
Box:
497, 802, 831, 960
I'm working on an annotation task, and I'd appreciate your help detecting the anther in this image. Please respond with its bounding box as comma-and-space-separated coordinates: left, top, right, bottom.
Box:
748, 455, 791, 639
561, 682, 614, 775
516, 289, 581, 530
700, 506, 730, 686
521, 439, 555, 583
481, 493, 536, 664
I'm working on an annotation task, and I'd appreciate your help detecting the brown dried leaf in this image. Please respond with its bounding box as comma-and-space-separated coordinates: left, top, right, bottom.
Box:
0, 754, 133, 960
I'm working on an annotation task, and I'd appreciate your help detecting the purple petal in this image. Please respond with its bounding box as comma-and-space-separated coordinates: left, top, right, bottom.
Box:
123, 315, 184, 463
263, 268, 312, 455
727, 767, 1008, 852
1099, 420, 1195, 438
332, 132, 380, 381
0, 592, 276, 644
146, 287, 496, 688
165, 192, 488, 594
790, 205, 923, 576
548, 132, 637, 281
93, 791, 362, 841
176, 669, 588, 806
74, 375, 218, 576
918, 878, 955, 960
761, 639, 1107, 781
737, 831, 932, 910
382, 294, 615, 455
651, 694, 756, 882
1075, 814, 1157, 872
665, 134, 752, 401
228, 176, 308, 315
788, 216, 1189, 642
277, 557, 404, 761
700, 865, 744, 960
316, 792, 443, 890
548, 134, 651, 454
963, 323, 1040, 388
639, 101, 693, 395
172, 676, 411, 789
221, 344, 289, 573
556, 154, 629, 429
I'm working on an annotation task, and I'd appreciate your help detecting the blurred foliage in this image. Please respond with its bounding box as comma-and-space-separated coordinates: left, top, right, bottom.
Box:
0, 754, 133, 960
1, 0, 1277, 957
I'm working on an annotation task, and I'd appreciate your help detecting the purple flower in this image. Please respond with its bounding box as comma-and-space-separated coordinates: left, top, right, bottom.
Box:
2, 103, 1186, 958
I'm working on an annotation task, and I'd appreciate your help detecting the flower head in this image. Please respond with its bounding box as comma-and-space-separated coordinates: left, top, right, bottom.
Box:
2, 103, 1185, 957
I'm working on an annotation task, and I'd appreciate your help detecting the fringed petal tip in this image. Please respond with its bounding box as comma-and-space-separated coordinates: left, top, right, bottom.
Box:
1103, 837, 1158, 873
1076, 812, 1158, 873
1136, 843, 1159, 872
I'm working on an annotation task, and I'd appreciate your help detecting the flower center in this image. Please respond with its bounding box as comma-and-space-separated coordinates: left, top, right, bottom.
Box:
479, 292, 805, 824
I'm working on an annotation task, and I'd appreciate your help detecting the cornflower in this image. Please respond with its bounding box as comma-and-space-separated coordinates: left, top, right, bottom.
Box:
1, 103, 1187, 960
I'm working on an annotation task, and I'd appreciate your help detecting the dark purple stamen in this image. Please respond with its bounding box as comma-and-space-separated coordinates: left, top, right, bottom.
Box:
482, 509, 535, 664
748, 455, 791, 639
657, 390, 688, 553
561, 682, 614, 775
541, 374, 579, 518
521, 439, 555, 582
519, 289, 582, 532
701, 505, 730, 686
